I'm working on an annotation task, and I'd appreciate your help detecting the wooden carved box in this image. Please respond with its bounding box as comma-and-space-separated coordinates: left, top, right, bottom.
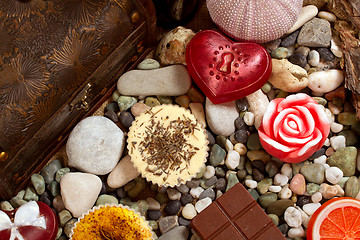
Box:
0, 0, 156, 199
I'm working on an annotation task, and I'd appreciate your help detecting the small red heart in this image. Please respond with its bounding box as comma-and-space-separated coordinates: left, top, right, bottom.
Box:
0, 201, 58, 240
186, 30, 272, 104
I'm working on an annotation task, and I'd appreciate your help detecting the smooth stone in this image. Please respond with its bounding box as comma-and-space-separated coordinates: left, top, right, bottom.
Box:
271, 47, 288, 59
186, 179, 201, 189
182, 204, 197, 220
226, 173, 239, 192
308, 50, 320, 67
63, 218, 77, 237
119, 111, 134, 128
206, 130, 216, 146
53, 196, 66, 213
284, 207, 302, 228
186, 86, 205, 103
66, 116, 124, 175
247, 150, 271, 162
167, 189, 181, 200
266, 161, 280, 178
290, 174, 306, 195
55, 168, 70, 183
176, 184, 189, 194
318, 11, 336, 22
117, 65, 191, 96
39, 191, 52, 206
204, 165, 215, 179
225, 150, 240, 170
330, 135, 346, 151
199, 188, 215, 201
158, 226, 189, 240
338, 112, 357, 126
319, 183, 338, 199
60, 172, 102, 217
127, 177, 146, 198
144, 97, 161, 107
205, 98, 238, 136
41, 159, 62, 184
209, 144, 226, 166
307, 183, 321, 195
266, 199, 294, 217
288, 53, 307, 68
31, 173, 45, 195
233, 129, 250, 144
59, 210, 72, 227
148, 220, 158, 230
246, 90, 269, 129
49, 180, 60, 197
0, 201, 14, 211
281, 30, 300, 47
159, 215, 179, 234
325, 167, 343, 184
303, 203, 321, 216
247, 133, 261, 151
287, 5, 319, 34
117, 96, 137, 111
131, 101, 150, 117
339, 130, 358, 146
317, 47, 335, 62
175, 95, 190, 108
148, 210, 162, 220
234, 143, 247, 156
116, 187, 126, 199
107, 155, 140, 188
269, 59, 308, 92
297, 18, 332, 47
236, 98, 250, 111
24, 187, 39, 201
268, 214, 280, 226
331, 38, 343, 58
258, 193, 278, 208
165, 200, 181, 215
215, 178, 226, 192
189, 103, 206, 128
146, 197, 161, 211
300, 163, 325, 184
180, 193, 194, 205
345, 176, 360, 198
308, 69, 344, 93
296, 195, 311, 209
137, 200, 149, 216
178, 217, 191, 227
137, 58, 160, 70
96, 194, 119, 206
112, 90, 121, 102
257, 178, 273, 195
327, 147, 357, 176
195, 197, 212, 213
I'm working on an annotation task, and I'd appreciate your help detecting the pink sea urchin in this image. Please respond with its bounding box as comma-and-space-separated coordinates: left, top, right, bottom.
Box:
206, 0, 303, 43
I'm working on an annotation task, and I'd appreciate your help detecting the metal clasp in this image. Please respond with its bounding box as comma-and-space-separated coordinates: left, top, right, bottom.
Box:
69, 83, 92, 111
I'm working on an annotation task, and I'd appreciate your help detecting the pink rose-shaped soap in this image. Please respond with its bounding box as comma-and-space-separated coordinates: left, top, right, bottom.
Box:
258, 93, 330, 163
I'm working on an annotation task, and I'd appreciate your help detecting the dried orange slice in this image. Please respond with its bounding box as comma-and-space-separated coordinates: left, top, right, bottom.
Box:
307, 197, 360, 240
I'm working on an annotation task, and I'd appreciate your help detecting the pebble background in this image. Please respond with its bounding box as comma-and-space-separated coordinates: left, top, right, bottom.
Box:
1, 4, 360, 240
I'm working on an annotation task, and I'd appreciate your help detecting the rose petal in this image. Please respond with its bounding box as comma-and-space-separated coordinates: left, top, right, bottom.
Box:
259, 130, 293, 153
282, 114, 303, 135
278, 93, 316, 112
262, 98, 283, 137
279, 127, 313, 145
273, 108, 300, 139
0, 211, 11, 231
292, 106, 315, 137
298, 128, 322, 156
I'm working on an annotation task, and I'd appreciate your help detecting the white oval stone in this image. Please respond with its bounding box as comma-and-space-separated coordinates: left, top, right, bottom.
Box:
331, 38, 343, 58
190, 187, 204, 199
205, 98, 239, 136
244, 112, 255, 126
287, 5, 319, 34
195, 197, 212, 213
167, 189, 182, 200
311, 192, 323, 203
325, 167, 343, 184
308, 50, 320, 67
330, 122, 343, 133
274, 173, 289, 186
182, 203, 197, 220
66, 116, 125, 175
318, 11, 336, 22
288, 226, 305, 238
330, 135, 346, 151
245, 179, 257, 189
146, 197, 161, 210
284, 207, 302, 228
303, 203, 321, 216
107, 155, 140, 188
314, 155, 327, 164
279, 184, 293, 199
269, 185, 282, 193
204, 165, 215, 179
225, 150, 240, 170
117, 65, 191, 96
224, 139, 234, 152
308, 69, 344, 93
281, 163, 293, 179
60, 172, 102, 217
246, 89, 269, 129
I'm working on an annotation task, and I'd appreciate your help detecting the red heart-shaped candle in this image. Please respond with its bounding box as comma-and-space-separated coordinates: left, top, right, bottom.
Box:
0, 201, 58, 240
186, 30, 272, 104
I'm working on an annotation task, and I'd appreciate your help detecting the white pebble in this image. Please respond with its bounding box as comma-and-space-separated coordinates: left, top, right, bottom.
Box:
324, 138, 331, 147
146, 197, 161, 210
331, 38, 343, 58
284, 207, 302, 228
323, 163, 330, 169
279, 184, 292, 199
308, 69, 344, 94
225, 150, 240, 170
245, 180, 258, 189
269, 185, 282, 193
190, 187, 204, 199
314, 155, 327, 164
311, 192, 323, 203
203, 166, 215, 179
234, 143, 247, 155
335, 184, 345, 197
167, 188, 181, 200
325, 108, 335, 123
330, 135, 346, 151
288, 226, 305, 238
308, 50, 320, 67
224, 139, 233, 152
216, 190, 223, 199
303, 203, 321, 216
330, 122, 343, 133
287, 5, 318, 33
182, 203, 197, 220
244, 112, 255, 126
296, 206, 310, 228
325, 167, 343, 184
328, 102, 342, 115
318, 11, 337, 22
195, 197, 212, 213
281, 163, 293, 179
274, 173, 289, 186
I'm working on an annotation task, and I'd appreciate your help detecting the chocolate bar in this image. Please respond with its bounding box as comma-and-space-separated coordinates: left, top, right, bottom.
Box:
191, 183, 286, 240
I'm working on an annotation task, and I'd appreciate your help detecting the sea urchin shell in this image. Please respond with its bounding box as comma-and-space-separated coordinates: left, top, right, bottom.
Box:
206, 0, 303, 43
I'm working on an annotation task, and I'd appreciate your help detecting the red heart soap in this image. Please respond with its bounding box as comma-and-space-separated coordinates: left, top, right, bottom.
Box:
0, 201, 58, 240
186, 30, 272, 104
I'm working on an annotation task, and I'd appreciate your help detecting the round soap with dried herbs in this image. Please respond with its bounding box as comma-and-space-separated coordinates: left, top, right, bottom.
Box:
127, 104, 208, 187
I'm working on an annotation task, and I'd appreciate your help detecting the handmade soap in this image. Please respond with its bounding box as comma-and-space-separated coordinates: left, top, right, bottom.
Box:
191, 183, 286, 240
186, 30, 272, 104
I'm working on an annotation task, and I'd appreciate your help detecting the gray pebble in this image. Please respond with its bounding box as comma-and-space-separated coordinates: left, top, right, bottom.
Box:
63, 218, 77, 237
59, 209, 72, 227
106, 102, 119, 113
235, 117, 246, 130
176, 184, 189, 194
205, 176, 217, 187
0, 201, 14, 211
258, 192, 278, 208
180, 193, 194, 205
96, 194, 119, 205
300, 163, 325, 184
119, 111, 134, 128
165, 200, 181, 215
206, 130, 216, 146
24, 187, 39, 201
186, 179, 200, 189
53, 195, 65, 212
158, 226, 189, 240
248, 189, 259, 201
271, 47, 288, 59
317, 47, 335, 62
104, 110, 119, 122
137, 200, 149, 216
31, 173, 45, 195
306, 183, 320, 195
215, 167, 226, 177
209, 144, 226, 166
215, 135, 227, 148
281, 30, 300, 47
234, 129, 250, 143
215, 178, 226, 192
178, 217, 191, 226
55, 168, 70, 183
251, 160, 266, 173
39, 191, 52, 206
278, 223, 289, 235
117, 96, 137, 111
159, 215, 179, 234
116, 187, 126, 198
288, 53, 307, 68
266, 199, 294, 217
226, 173, 239, 192
252, 168, 265, 182
247, 133, 261, 151
345, 176, 360, 198
237, 169, 247, 180
49, 180, 60, 197
41, 160, 62, 184
137, 58, 160, 70
199, 188, 216, 201
265, 161, 280, 178
296, 195, 311, 208
148, 210, 162, 220
236, 98, 249, 111
257, 178, 273, 195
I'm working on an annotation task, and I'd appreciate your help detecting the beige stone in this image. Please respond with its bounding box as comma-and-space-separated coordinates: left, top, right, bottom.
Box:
246, 89, 269, 129
269, 59, 308, 92
107, 155, 140, 188
189, 102, 206, 128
